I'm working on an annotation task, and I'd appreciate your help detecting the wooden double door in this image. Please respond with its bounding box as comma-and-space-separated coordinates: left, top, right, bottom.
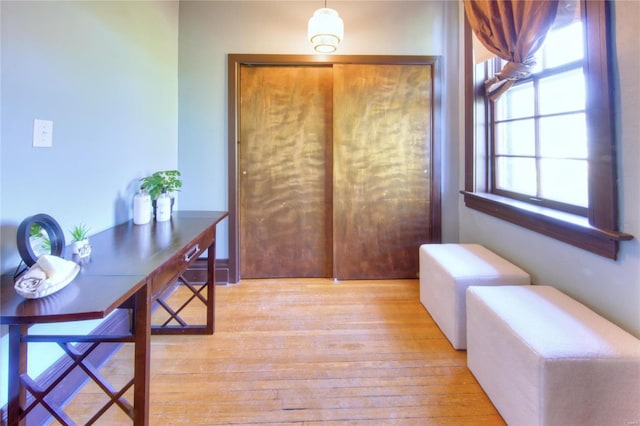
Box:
236, 57, 440, 280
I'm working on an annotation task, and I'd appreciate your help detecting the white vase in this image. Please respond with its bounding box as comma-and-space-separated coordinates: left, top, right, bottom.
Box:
133, 189, 152, 225
155, 192, 172, 222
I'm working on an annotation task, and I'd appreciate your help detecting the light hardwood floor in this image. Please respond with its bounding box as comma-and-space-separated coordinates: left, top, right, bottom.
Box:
57, 279, 505, 425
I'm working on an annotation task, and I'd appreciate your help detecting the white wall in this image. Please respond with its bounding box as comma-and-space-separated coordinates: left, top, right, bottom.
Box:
458, 0, 640, 337
176, 0, 463, 257
0, 0, 179, 407
1, 0, 180, 269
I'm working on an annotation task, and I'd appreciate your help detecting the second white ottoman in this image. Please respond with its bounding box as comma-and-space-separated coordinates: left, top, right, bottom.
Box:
419, 243, 530, 349
466, 285, 640, 425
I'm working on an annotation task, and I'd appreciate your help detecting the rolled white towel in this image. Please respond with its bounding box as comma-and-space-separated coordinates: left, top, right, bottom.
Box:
14, 267, 47, 292
36, 255, 77, 285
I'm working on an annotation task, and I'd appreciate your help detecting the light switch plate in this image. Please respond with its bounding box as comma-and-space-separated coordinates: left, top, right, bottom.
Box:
33, 119, 53, 147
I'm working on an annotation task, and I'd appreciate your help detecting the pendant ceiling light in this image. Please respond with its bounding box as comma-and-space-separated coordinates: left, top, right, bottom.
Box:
308, 1, 344, 53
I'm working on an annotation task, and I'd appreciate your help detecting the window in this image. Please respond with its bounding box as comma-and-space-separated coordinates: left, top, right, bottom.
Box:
492, 21, 587, 216
462, 0, 632, 259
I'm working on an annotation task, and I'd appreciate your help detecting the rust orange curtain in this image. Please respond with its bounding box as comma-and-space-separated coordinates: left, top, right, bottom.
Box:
463, 0, 559, 100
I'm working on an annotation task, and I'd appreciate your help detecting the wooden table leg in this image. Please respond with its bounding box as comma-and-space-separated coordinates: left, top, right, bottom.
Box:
133, 281, 151, 425
206, 238, 216, 334
7, 324, 27, 425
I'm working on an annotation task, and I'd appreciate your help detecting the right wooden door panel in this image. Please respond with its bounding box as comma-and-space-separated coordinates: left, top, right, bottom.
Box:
332, 64, 433, 279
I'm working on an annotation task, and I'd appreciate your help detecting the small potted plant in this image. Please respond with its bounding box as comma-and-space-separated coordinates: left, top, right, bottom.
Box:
139, 170, 182, 202
140, 170, 182, 217
70, 223, 91, 259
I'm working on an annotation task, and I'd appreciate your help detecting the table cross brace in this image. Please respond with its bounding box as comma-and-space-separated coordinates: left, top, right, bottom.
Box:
155, 275, 208, 328
16, 334, 137, 425
60, 342, 135, 421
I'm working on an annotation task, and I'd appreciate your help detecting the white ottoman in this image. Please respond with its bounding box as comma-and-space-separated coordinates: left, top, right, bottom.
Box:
419, 243, 530, 349
467, 285, 640, 426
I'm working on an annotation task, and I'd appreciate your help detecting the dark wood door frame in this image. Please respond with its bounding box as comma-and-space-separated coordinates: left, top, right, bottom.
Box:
228, 54, 442, 283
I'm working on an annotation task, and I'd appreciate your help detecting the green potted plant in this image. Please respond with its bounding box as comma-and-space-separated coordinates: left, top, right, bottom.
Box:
69, 223, 91, 259
139, 170, 182, 202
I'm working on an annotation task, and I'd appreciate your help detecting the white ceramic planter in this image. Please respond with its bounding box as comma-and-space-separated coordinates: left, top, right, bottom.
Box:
72, 239, 92, 258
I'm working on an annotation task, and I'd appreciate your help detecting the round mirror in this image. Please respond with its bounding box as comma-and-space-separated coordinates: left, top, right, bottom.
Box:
16, 214, 66, 266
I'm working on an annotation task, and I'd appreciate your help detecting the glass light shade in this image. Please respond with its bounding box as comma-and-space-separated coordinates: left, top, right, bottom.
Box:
308, 8, 344, 53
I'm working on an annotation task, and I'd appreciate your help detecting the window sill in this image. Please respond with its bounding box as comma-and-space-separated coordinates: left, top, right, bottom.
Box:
460, 191, 633, 260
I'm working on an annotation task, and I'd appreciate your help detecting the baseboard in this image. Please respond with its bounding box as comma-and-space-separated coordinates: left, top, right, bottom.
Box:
182, 257, 230, 285
215, 258, 230, 285
0, 309, 130, 426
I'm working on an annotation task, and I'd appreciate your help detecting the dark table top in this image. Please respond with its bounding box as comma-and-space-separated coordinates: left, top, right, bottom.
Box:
0, 211, 228, 325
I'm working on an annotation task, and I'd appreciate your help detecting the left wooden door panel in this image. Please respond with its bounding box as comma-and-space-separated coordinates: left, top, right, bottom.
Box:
239, 65, 333, 278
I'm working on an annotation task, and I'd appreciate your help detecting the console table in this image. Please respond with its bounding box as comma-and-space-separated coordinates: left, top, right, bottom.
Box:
0, 210, 228, 425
